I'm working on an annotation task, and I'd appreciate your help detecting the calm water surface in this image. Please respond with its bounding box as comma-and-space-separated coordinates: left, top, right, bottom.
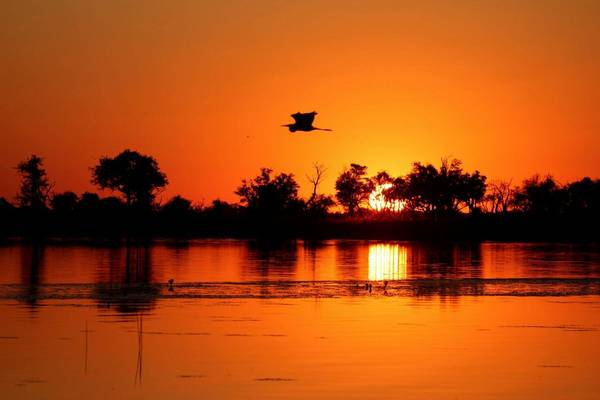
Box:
1, 240, 599, 399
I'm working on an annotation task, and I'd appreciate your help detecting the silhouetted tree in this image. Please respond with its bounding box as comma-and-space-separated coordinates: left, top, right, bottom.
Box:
371, 171, 393, 186
0, 197, 13, 211
486, 180, 514, 213
565, 177, 600, 215
386, 177, 409, 208
99, 196, 126, 214
437, 158, 466, 211
305, 194, 336, 217
91, 150, 167, 209
16, 155, 51, 209
335, 164, 373, 214
0, 197, 14, 229
209, 199, 234, 212
206, 199, 240, 220
161, 195, 192, 215
457, 171, 487, 213
405, 158, 486, 214
307, 163, 327, 204
305, 163, 334, 217
77, 192, 101, 213
50, 191, 79, 214
368, 171, 406, 213
236, 168, 303, 215
406, 162, 442, 213
513, 175, 565, 215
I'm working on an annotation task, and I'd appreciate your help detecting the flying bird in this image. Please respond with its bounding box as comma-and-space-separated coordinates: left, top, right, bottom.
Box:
282, 111, 332, 132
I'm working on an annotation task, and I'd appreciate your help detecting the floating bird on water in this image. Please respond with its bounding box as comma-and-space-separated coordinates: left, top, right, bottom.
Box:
282, 111, 332, 132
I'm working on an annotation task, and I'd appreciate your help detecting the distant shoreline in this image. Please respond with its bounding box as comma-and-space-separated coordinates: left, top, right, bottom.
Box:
2, 214, 598, 243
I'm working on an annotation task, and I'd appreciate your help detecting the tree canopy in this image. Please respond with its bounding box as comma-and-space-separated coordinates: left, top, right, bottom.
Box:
16, 155, 51, 209
335, 163, 373, 214
50, 191, 79, 214
403, 159, 487, 214
235, 168, 303, 216
334, 159, 487, 215
91, 149, 168, 209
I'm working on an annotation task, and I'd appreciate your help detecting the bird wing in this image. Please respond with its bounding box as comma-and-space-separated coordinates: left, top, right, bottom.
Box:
292, 112, 316, 125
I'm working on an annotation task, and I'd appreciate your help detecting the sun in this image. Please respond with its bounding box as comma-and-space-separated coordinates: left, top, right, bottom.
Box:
369, 183, 405, 212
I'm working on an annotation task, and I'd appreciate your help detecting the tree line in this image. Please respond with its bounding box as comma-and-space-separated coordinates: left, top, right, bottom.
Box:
1, 150, 599, 239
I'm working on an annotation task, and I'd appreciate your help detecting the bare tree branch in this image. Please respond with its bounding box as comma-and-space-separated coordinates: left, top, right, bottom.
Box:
307, 163, 327, 203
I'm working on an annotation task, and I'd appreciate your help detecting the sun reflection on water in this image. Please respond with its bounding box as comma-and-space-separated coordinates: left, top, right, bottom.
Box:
368, 243, 408, 281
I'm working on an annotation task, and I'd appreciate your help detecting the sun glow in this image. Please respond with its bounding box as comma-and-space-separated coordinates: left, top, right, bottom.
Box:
368, 243, 408, 281
369, 183, 405, 212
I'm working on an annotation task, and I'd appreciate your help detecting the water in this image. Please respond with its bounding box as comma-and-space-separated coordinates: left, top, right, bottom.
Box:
1, 240, 599, 399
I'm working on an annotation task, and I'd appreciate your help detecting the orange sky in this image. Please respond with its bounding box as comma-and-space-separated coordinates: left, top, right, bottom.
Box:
1, 0, 599, 204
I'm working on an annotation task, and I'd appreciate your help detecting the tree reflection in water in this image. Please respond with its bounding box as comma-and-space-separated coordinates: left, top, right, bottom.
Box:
96, 244, 159, 315
19, 243, 45, 310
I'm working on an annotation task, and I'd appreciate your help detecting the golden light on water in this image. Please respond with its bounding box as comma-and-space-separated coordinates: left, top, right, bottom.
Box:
368, 243, 408, 281
369, 183, 405, 212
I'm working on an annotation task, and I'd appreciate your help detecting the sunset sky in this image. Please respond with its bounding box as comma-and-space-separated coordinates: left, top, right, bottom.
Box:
1, 0, 599, 204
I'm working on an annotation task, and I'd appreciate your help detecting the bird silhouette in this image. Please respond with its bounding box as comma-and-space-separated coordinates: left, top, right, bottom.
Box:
282, 111, 332, 132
